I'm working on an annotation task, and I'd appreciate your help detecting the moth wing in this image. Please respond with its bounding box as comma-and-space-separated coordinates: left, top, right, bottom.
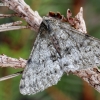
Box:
20, 17, 100, 95
19, 26, 63, 95
51, 20, 100, 72
69, 31, 100, 70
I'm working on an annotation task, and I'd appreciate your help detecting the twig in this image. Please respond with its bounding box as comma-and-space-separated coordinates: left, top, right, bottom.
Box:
0, 3, 7, 6
0, 21, 28, 32
71, 67, 100, 93
0, 71, 23, 81
0, 54, 26, 68
75, 7, 87, 33
0, 21, 22, 26
1, 0, 42, 32
0, 14, 16, 18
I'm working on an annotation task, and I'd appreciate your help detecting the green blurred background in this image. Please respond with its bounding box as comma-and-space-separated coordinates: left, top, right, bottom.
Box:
0, 0, 100, 100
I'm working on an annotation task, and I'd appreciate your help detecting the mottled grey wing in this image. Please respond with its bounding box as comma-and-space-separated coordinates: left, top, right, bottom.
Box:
19, 21, 63, 95
44, 17, 100, 72
20, 17, 100, 95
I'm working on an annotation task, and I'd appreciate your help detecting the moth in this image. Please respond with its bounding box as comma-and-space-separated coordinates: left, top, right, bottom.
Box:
20, 17, 100, 95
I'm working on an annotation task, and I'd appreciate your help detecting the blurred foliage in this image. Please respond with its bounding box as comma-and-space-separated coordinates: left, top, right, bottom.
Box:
0, 0, 100, 100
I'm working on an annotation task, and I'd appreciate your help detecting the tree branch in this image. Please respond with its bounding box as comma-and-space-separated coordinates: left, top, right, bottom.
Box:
0, 54, 26, 68
1, 0, 42, 32
0, 21, 28, 32
71, 67, 100, 93
0, 14, 16, 18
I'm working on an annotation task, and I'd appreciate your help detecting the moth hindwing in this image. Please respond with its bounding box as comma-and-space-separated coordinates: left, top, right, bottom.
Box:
20, 17, 100, 95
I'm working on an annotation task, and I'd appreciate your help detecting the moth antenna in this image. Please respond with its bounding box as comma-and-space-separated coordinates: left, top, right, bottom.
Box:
0, 71, 23, 81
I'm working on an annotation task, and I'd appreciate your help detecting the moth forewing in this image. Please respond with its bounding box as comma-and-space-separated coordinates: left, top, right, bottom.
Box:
19, 18, 64, 95
20, 17, 100, 95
